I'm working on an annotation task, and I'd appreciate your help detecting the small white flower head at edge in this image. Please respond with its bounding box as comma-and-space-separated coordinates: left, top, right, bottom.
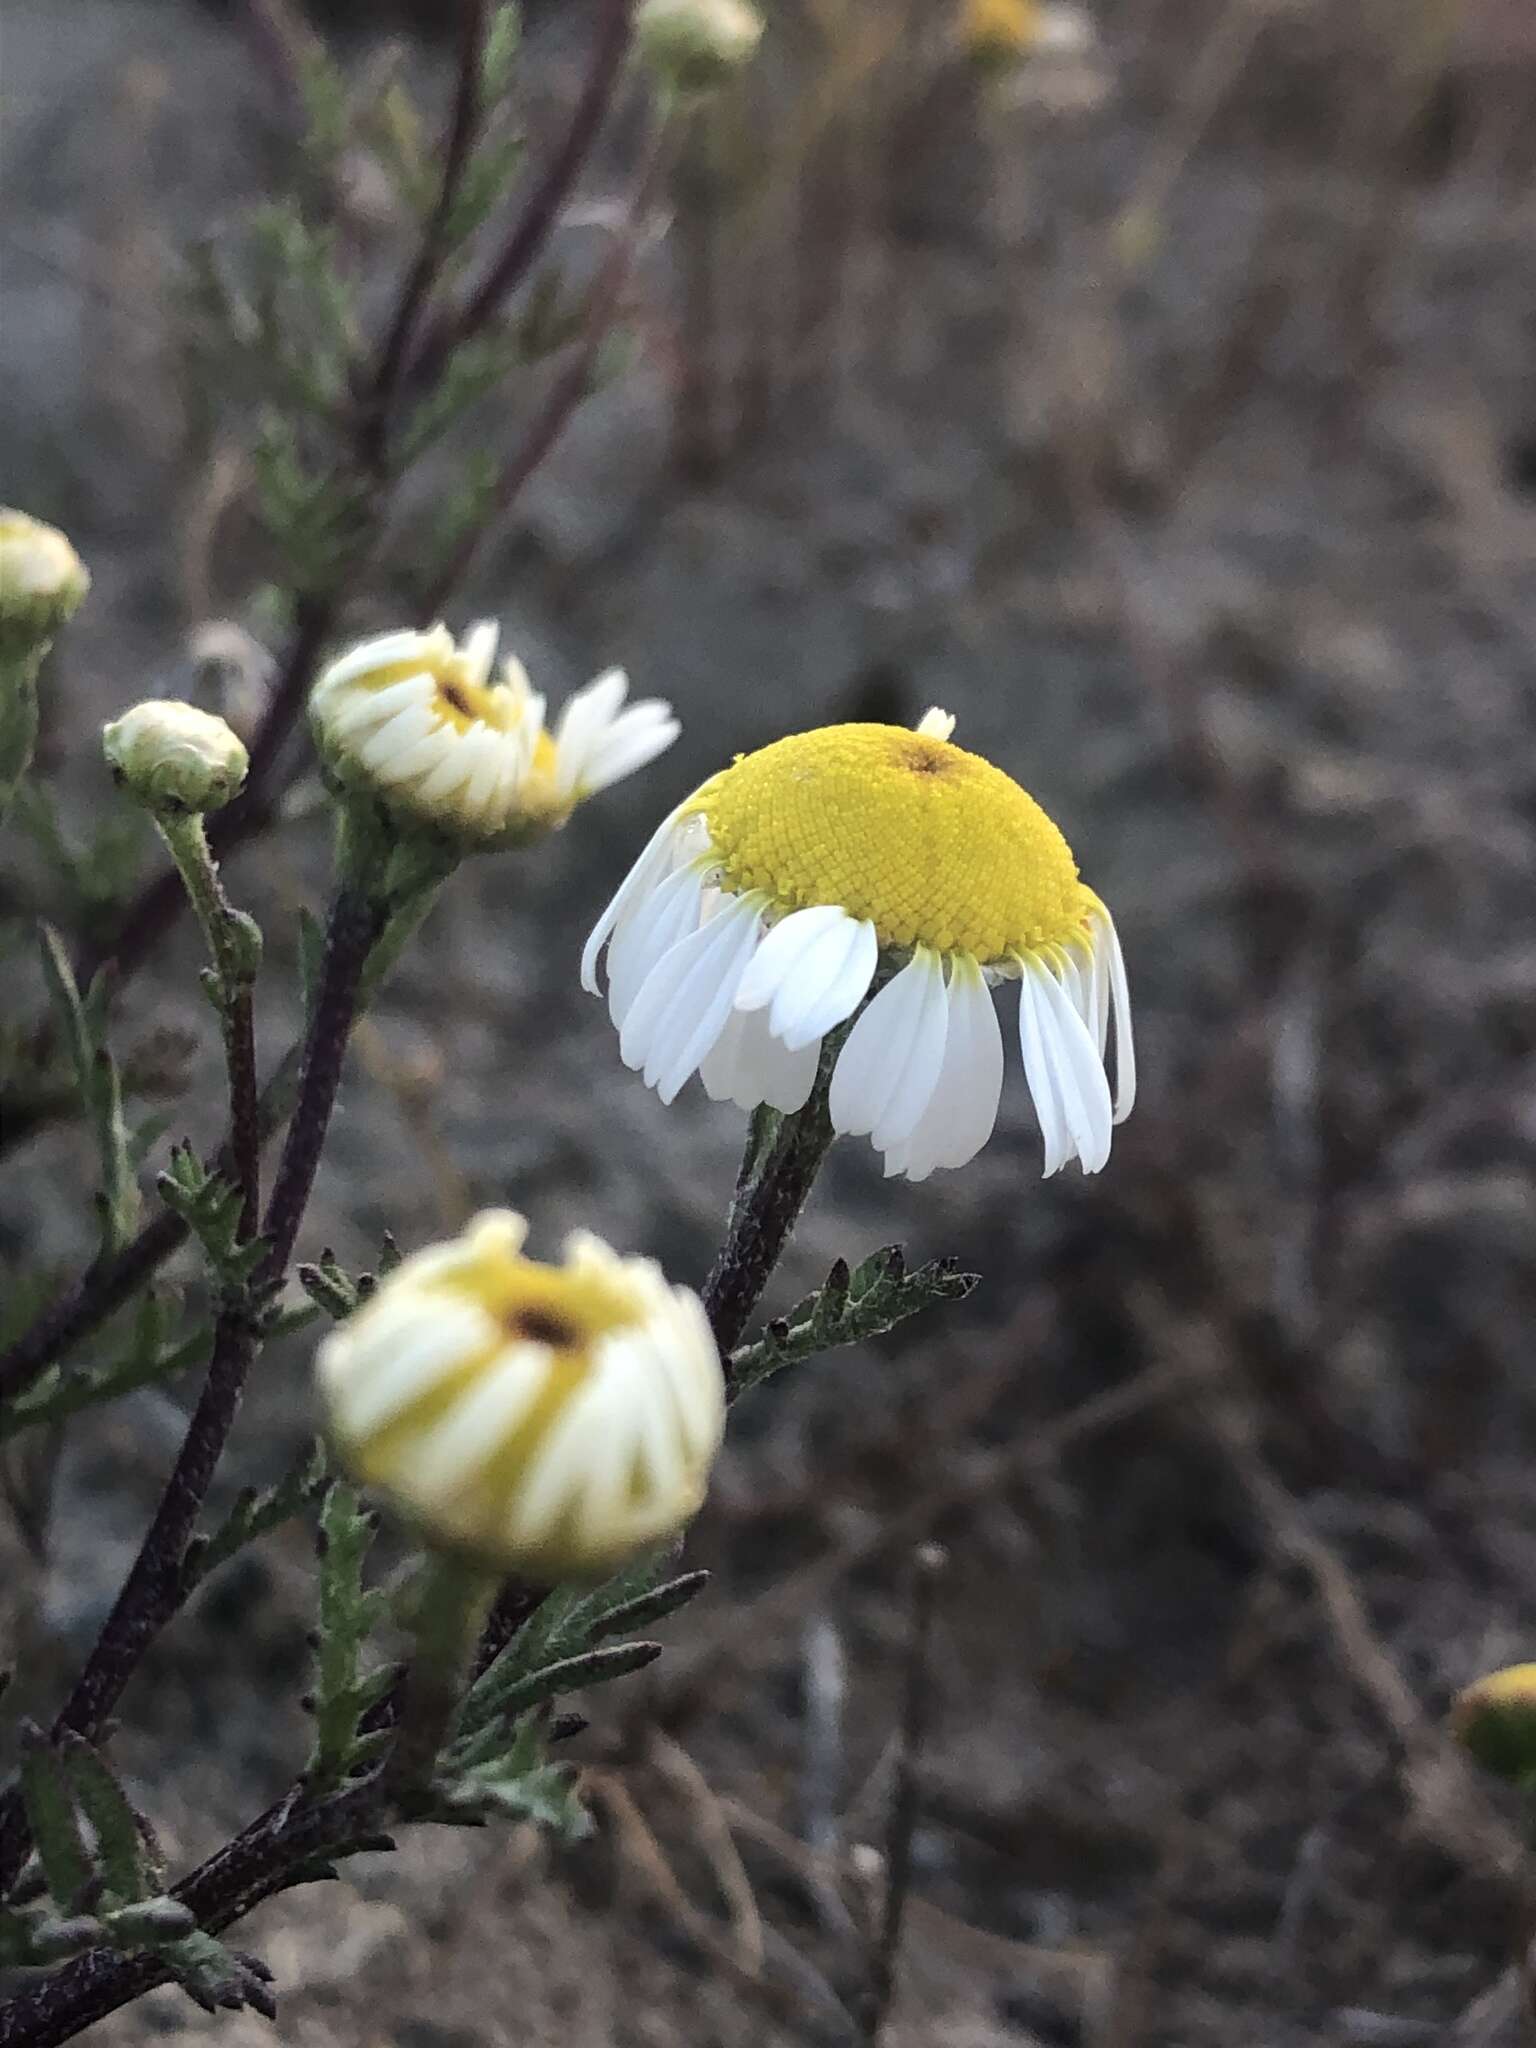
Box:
636, 0, 764, 91
582, 707, 1134, 1183
309, 620, 679, 844
315, 1210, 725, 1582
0, 508, 90, 656
102, 699, 249, 815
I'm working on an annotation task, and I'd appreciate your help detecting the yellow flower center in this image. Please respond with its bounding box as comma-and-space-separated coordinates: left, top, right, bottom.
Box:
349, 1246, 643, 1537
691, 723, 1087, 960
359, 652, 524, 736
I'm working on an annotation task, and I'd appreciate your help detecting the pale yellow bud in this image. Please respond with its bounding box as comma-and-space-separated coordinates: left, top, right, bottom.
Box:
315, 1211, 724, 1582
635, 0, 763, 92
102, 699, 249, 815
0, 510, 90, 657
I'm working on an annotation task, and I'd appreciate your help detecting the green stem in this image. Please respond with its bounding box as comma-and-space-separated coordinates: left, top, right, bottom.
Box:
156, 811, 263, 1234
386, 1555, 494, 1806
0, 646, 42, 827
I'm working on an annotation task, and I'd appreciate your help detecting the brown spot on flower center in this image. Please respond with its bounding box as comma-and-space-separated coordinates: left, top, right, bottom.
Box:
510, 1306, 581, 1349
439, 680, 473, 719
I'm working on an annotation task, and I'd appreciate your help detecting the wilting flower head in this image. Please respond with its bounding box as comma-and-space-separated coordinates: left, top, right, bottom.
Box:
0, 508, 90, 656
636, 0, 763, 91
583, 711, 1133, 1181
309, 621, 678, 844
316, 1211, 724, 1582
102, 699, 249, 815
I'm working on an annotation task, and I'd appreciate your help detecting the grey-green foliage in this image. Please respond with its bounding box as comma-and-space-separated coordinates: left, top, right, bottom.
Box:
448, 1555, 709, 1774
429, 1552, 708, 1840
0, 1294, 207, 1445
37, 925, 139, 1254
184, 1439, 331, 1594
730, 1244, 982, 1398
4, 1725, 253, 2007
306, 1484, 396, 1793
156, 1145, 265, 1294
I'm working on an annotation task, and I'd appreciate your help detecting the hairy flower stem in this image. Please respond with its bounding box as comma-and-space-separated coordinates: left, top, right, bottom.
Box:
156, 812, 262, 1233
386, 1558, 493, 1805
703, 1033, 843, 1360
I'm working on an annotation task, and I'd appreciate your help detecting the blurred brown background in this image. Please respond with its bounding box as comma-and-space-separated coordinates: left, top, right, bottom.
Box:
5, 0, 1536, 2042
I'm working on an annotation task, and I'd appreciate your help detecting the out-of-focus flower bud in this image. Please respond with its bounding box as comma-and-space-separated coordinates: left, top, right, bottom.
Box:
0, 509, 90, 659
636, 0, 763, 93
316, 1210, 724, 1582
102, 699, 249, 815
1449, 1664, 1536, 1782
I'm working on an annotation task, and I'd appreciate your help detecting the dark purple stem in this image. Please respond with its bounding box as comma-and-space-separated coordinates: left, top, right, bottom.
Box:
0, 1780, 378, 2048
702, 1041, 840, 1361
407, 0, 636, 394
420, 111, 671, 612
361, 0, 488, 468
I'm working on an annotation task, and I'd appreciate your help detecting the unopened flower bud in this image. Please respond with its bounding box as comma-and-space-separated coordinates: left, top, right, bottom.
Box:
316, 1211, 724, 1582
102, 700, 249, 815
0, 510, 90, 659
1450, 1665, 1536, 1783
635, 0, 763, 92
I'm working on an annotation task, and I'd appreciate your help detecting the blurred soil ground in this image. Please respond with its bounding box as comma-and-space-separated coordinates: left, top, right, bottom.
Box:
5, 2, 1536, 2043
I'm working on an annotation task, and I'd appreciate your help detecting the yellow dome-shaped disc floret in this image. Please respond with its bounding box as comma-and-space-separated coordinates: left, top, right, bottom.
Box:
689, 723, 1086, 960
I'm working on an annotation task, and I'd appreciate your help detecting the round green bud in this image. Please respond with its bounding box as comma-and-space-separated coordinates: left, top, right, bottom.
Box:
1449, 1664, 1536, 1783
0, 509, 90, 658
103, 699, 249, 815
635, 0, 763, 92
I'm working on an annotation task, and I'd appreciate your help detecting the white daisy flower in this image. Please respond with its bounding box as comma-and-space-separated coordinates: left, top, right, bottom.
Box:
309, 621, 679, 843
316, 1210, 724, 1582
582, 713, 1134, 1181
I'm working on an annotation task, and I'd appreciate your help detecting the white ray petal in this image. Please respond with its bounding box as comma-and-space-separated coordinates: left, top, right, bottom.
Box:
734, 905, 849, 1013
1096, 907, 1136, 1122
1016, 965, 1070, 1177
882, 955, 1006, 1180
580, 803, 692, 994
607, 863, 705, 1028
1031, 960, 1113, 1172
829, 948, 948, 1147
619, 893, 762, 1103
701, 1001, 819, 1113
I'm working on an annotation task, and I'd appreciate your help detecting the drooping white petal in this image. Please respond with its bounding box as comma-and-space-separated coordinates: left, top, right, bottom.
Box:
735, 906, 878, 1052
1016, 965, 1071, 1177
881, 954, 1005, 1181
1095, 906, 1136, 1122
607, 862, 705, 1028
829, 948, 948, 1147
1031, 961, 1113, 1172
734, 906, 849, 1013
580, 803, 693, 994
620, 892, 764, 1104
700, 1000, 820, 1113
